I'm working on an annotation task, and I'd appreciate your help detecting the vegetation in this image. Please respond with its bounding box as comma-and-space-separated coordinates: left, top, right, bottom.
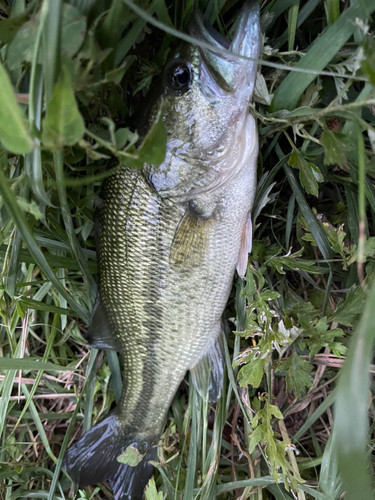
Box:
1, 0, 375, 499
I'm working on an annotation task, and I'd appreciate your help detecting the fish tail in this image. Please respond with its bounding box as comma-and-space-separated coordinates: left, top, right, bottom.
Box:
63, 412, 156, 500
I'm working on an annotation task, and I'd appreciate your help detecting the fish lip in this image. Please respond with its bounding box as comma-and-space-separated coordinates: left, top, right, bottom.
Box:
188, 1, 260, 95
230, 1, 261, 60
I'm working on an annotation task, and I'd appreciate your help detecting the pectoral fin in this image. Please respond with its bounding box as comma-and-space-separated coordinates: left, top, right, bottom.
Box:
170, 205, 214, 268
190, 328, 225, 402
85, 294, 122, 352
236, 212, 252, 278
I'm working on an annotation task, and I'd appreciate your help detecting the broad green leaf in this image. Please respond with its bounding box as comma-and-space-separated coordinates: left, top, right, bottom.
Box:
42, 66, 84, 148
115, 128, 138, 149
259, 291, 280, 301
237, 355, 267, 387
248, 396, 301, 491
15, 197, 43, 220
270, 257, 321, 274
288, 148, 323, 196
0, 62, 33, 154
331, 285, 366, 326
248, 424, 263, 453
105, 58, 135, 85
321, 125, 352, 167
117, 445, 145, 466
7, 4, 86, 70
253, 72, 273, 105
145, 479, 163, 500
349, 237, 375, 266
276, 351, 313, 398
322, 223, 347, 260
0, 13, 27, 44
136, 107, 167, 167
60, 3, 86, 59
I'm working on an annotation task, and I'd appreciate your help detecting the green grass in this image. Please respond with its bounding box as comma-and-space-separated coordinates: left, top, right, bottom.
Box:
1, 0, 375, 499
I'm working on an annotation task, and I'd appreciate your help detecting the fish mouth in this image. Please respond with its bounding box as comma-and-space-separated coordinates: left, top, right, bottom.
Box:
188, 1, 260, 95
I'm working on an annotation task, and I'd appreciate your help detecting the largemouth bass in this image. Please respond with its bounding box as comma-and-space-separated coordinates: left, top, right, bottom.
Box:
64, 2, 260, 498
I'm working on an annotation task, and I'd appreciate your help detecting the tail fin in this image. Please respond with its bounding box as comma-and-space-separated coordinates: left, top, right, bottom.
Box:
63, 413, 156, 500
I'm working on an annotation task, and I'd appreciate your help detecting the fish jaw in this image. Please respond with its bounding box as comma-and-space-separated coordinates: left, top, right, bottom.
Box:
189, 1, 260, 102
230, 0, 261, 99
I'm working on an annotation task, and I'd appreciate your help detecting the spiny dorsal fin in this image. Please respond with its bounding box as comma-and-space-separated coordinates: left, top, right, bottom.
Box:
85, 294, 122, 352
190, 328, 225, 402
170, 204, 215, 268
236, 212, 252, 278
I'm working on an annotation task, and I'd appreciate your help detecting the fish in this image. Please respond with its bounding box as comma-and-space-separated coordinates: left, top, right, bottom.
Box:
63, 2, 260, 499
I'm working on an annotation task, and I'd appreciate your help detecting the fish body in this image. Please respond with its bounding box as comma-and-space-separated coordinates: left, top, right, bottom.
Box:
64, 3, 260, 499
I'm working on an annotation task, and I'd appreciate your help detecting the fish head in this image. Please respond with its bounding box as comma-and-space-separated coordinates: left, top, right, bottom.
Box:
143, 1, 260, 198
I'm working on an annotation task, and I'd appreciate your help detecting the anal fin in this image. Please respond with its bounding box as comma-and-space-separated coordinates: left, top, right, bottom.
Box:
190, 328, 225, 402
85, 294, 122, 351
236, 212, 252, 278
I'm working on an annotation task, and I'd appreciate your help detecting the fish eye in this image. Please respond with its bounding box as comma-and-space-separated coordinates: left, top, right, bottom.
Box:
169, 63, 192, 91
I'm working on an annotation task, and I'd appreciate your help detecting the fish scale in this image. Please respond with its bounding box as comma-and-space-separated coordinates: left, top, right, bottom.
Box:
64, 3, 260, 498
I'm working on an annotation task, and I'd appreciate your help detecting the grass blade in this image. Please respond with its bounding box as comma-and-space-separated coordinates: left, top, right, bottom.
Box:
21, 384, 58, 464
283, 165, 332, 260
0, 171, 90, 322
287, 0, 299, 51
41, 0, 63, 101
1, 358, 79, 371
271, 0, 375, 111
0, 344, 22, 440
325, 0, 340, 26
54, 150, 96, 304
332, 282, 375, 500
